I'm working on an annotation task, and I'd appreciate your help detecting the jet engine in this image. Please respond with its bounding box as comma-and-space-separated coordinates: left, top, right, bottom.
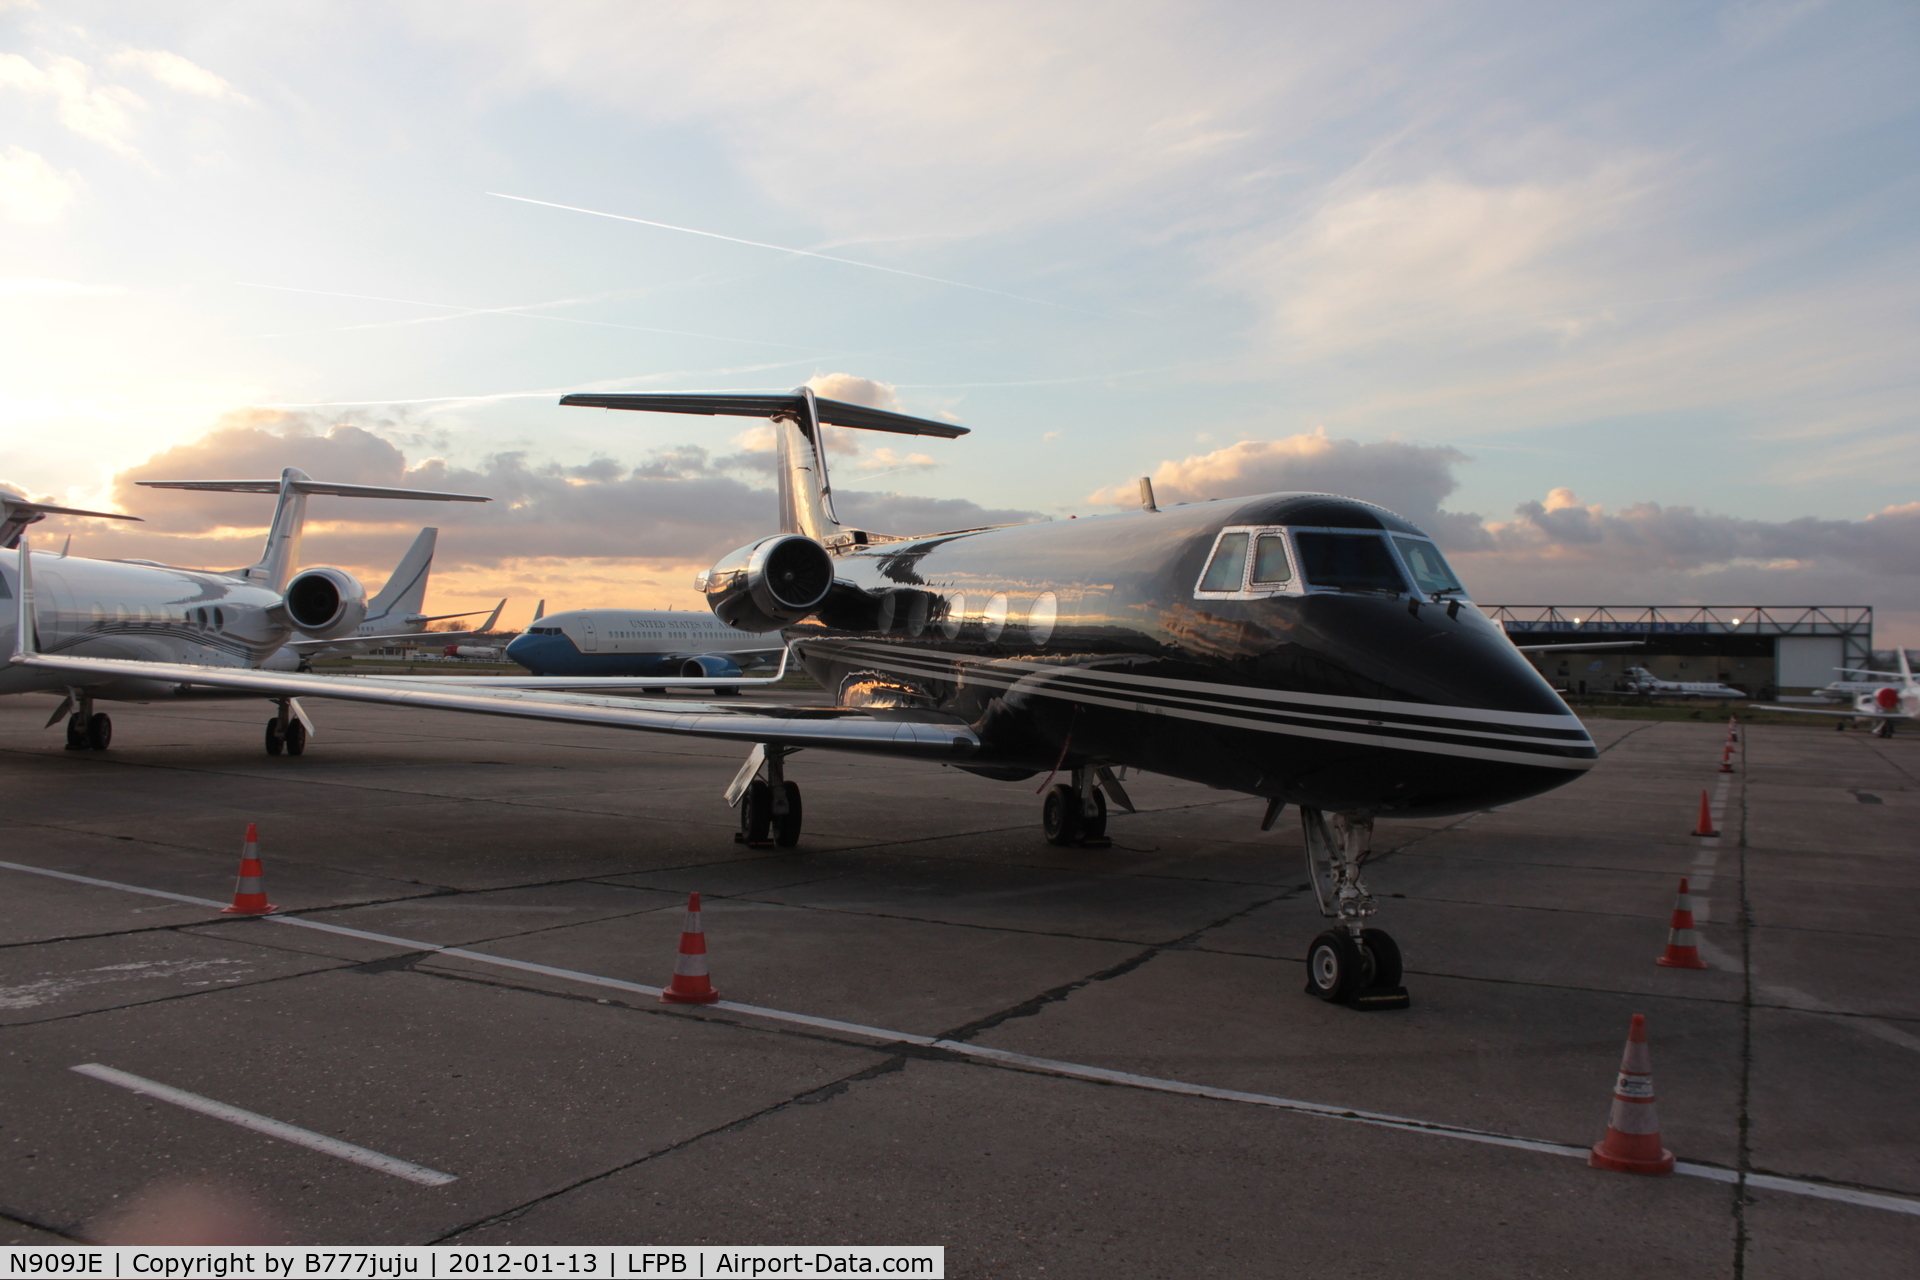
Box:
698, 534, 834, 632
283, 567, 368, 639
679, 654, 744, 679
1877, 686, 1900, 711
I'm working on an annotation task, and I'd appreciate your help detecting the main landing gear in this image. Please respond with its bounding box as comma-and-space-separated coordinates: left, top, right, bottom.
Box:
1296, 806, 1409, 1011
58, 689, 111, 751
264, 699, 307, 756
729, 744, 802, 848
1041, 764, 1135, 848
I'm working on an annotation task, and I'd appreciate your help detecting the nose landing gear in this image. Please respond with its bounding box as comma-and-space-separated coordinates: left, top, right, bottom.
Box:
1299, 807, 1409, 1011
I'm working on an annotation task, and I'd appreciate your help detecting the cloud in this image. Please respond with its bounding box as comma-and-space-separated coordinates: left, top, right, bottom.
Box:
61, 411, 1034, 608
0, 52, 148, 159
1091, 428, 1489, 546
1221, 166, 1652, 361
804, 372, 900, 411
0, 146, 80, 223
108, 49, 248, 102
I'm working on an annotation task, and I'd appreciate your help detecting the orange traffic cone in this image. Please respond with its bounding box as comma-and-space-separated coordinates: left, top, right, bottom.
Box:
1590, 1014, 1676, 1175
1718, 742, 1734, 773
1656, 878, 1709, 969
660, 892, 720, 1004
1690, 790, 1719, 838
220, 823, 278, 916
1726, 715, 1738, 743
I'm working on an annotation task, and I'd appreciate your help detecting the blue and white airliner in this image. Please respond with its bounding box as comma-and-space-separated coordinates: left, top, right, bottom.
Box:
507, 605, 782, 685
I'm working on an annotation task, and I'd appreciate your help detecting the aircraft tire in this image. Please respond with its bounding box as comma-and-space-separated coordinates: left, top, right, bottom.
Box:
739, 780, 773, 845
773, 782, 803, 848
264, 718, 285, 756
85, 713, 112, 751
284, 719, 308, 756
1360, 928, 1402, 988
1305, 930, 1364, 1002
1042, 784, 1081, 846
65, 713, 88, 751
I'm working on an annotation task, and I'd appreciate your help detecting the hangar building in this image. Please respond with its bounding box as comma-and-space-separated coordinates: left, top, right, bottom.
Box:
1485, 605, 1873, 699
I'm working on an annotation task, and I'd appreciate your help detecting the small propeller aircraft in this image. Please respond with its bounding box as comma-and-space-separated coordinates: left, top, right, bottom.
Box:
7, 388, 1600, 1010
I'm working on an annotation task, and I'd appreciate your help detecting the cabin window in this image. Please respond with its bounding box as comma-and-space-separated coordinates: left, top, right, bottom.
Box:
982, 593, 1008, 642
942, 593, 968, 640
213, 608, 224, 628
1027, 593, 1057, 647
1197, 532, 1251, 593
1251, 534, 1292, 585
1293, 533, 1409, 594
1392, 537, 1463, 596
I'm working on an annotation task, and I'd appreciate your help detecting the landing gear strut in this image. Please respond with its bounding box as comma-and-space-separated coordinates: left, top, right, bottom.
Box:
729, 744, 802, 848
59, 690, 111, 751
265, 700, 307, 756
1042, 765, 1111, 847
1299, 806, 1409, 1010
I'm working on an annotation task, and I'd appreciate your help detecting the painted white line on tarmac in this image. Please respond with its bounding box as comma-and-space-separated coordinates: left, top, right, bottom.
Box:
8, 859, 1919, 1217
70, 1063, 457, 1186
1694, 937, 1920, 1056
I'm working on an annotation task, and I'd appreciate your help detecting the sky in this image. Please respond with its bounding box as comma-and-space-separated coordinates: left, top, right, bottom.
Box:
3, 1, 1918, 640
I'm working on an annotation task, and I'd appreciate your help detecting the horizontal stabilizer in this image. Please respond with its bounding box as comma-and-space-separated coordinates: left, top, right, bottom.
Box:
559, 392, 968, 439
137, 479, 489, 501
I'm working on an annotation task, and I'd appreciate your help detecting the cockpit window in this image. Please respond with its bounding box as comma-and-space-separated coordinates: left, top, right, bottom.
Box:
1197, 532, 1250, 593
1392, 537, 1463, 595
1251, 534, 1292, 584
1294, 532, 1409, 594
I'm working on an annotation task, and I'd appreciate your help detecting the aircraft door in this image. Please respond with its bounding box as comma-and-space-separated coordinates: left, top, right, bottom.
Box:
579, 616, 598, 652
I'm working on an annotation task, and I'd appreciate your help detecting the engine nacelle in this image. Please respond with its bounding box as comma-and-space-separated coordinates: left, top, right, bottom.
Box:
1876, 686, 1900, 711
284, 566, 368, 639
697, 534, 835, 633
679, 653, 744, 679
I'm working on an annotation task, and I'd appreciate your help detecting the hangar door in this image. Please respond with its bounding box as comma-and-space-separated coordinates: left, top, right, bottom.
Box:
1776, 636, 1845, 690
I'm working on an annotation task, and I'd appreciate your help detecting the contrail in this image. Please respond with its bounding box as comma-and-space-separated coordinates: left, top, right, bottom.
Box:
487, 192, 1097, 314
236, 282, 818, 349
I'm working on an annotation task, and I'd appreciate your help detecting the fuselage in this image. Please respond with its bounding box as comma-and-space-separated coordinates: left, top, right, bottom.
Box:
0, 548, 288, 698
506, 609, 782, 677
781, 493, 1597, 818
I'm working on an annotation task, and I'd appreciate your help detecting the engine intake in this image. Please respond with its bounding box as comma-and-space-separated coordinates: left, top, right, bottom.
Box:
283, 566, 368, 639
699, 534, 835, 632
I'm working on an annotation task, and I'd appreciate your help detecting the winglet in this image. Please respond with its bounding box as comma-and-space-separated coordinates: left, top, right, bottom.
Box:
478, 599, 505, 633
12, 536, 38, 661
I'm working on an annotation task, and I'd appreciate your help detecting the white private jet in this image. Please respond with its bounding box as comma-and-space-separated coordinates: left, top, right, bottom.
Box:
1620, 666, 1745, 698
285, 527, 505, 665
0, 470, 488, 753
1757, 652, 1919, 737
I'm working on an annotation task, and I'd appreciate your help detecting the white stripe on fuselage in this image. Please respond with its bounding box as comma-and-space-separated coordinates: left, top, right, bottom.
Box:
814, 640, 1596, 770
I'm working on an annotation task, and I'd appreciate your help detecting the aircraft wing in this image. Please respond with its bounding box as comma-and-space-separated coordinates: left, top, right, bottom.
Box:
1514, 641, 1645, 653
10, 544, 968, 758
1750, 705, 1910, 721
288, 601, 509, 655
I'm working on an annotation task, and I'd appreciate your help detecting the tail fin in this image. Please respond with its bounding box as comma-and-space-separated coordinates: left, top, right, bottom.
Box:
1903, 648, 1914, 687
367, 528, 438, 623
558, 388, 966, 545
137, 468, 487, 590
532, 599, 545, 622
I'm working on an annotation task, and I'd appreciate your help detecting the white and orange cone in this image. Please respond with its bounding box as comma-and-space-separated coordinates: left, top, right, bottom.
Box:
1589, 1013, 1676, 1175
1726, 714, 1738, 744
1718, 741, 1735, 773
1690, 790, 1719, 838
660, 891, 720, 1004
220, 823, 278, 916
1656, 878, 1709, 969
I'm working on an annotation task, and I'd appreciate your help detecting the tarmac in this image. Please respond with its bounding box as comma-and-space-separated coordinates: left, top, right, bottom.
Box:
0, 694, 1915, 1276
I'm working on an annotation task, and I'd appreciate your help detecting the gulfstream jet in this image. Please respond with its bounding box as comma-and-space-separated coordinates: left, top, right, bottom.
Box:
285, 527, 506, 665
0, 470, 488, 753
9, 389, 1598, 1010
